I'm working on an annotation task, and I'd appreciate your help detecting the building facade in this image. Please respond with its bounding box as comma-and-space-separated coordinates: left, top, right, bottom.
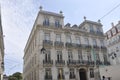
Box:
105, 22, 120, 65
23, 8, 109, 80
0, 8, 4, 80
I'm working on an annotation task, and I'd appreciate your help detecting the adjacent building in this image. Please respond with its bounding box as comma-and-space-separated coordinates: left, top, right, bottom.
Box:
23, 8, 109, 80
105, 22, 120, 65
0, 7, 5, 80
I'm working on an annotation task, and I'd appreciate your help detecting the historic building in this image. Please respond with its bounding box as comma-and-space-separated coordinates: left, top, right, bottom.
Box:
105, 22, 120, 65
23, 7, 109, 80
0, 8, 5, 80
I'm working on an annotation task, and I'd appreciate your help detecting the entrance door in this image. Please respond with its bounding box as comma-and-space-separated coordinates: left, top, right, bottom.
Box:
79, 69, 87, 80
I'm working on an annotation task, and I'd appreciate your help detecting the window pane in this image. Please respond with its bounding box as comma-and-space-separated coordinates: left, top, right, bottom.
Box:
44, 33, 50, 40
56, 34, 61, 41
66, 35, 71, 43
76, 37, 80, 44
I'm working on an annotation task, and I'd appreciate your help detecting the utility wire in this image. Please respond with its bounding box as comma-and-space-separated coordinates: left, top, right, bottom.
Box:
99, 2, 120, 20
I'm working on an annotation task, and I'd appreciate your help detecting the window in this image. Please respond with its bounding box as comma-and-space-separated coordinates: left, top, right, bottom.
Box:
45, 68, 52, 78
43, 18, 49, 26
84, 38, 89, 45
103, 54, 108, 63
97, 27, 101, 32
57, 51, 62, 61
55, 20, 60, 27
66, 35, 71, 43
78, 50, 83, 61
56, 34, 61, 42
76, 37, 80, 44
90, 24, 94, 32
44, 33, 50, 40
90, 68, 94, 78
93, 39, 97, 46
45, 50, 51, 61
69, 68, 75, 79
87, 52, 92, 61
100, 40, 104, 46
96, 52, 100, 61
58, 68, 64, 79
68, 50, 73, 61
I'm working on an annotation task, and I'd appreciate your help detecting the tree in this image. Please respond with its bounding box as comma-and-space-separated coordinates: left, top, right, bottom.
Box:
8, 72, 22, 80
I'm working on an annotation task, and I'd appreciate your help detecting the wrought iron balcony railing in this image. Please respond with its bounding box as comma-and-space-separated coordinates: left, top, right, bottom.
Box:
43, 40, 53, 47
54, 41, 64, 48
43, 23, 62, 28
101, 46, 107, 51
65, 42, 73, 48
67, 60, 76, 66
43, 60, 53, 67
93, 45, 100, 49
55, 60, 65, 67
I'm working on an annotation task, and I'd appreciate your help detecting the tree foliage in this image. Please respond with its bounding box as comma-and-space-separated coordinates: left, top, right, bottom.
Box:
8, 72, 22, 80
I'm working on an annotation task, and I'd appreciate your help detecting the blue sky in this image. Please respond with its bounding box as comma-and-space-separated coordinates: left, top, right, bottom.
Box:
1, 0, 120, 75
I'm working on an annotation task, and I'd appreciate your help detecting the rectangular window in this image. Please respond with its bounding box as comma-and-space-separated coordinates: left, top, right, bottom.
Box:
93, 39, 97, 46
55, 20, 60, 27
87, 52, 92, 61
44, 33, 50, 40
76, 37, 80, 44
57, 51, 62, 61
45, 50, 51, 61
66, 35, 71, 43
56, 34, 61, 42
90, 24, 94, 32
78, 50, 83, 61
90, 68, 94, 78
84, 38, 89, 45
68, 50, 73, 61
45, 68, 52, 78
69, 68, 75, 79
43, 18, 49, 26
100, 40, 104, 46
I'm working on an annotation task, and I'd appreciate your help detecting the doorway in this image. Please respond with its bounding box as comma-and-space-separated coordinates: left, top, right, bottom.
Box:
79, 68, 87, 80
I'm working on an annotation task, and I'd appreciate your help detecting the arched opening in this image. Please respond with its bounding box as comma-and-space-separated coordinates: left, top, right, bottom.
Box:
79, 68, 87, 80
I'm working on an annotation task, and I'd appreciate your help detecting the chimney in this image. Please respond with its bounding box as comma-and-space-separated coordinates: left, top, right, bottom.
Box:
39, 6, 43, 11
111, 22, 114, 27
59, 11, 63, 15
84, 16, 86, 21
98, 19, 101, 23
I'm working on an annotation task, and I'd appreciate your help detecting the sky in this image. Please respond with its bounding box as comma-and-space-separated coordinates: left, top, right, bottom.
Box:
0, 0, 120, 75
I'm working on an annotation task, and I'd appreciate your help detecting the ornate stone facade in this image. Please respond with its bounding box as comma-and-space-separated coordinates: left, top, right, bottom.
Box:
23, 8, 109, 80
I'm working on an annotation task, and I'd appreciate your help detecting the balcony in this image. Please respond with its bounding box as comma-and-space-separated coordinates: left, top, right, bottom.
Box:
43, 60, 53, 67
65, 42, 73, 48
67, 60, 76, 67
82, 44, 91, 49
58, 74, 65, 80
43, 40, 53, 47
44, 75, 52, 80
43, 23, 62, 29
74, 44, 82, 49
93, 45, 100, 49
76, 60, 94, 66
54, 41, 64, 48
104, 61, 111, 65
55, 60, 65, 67
101, 46, 107, 51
